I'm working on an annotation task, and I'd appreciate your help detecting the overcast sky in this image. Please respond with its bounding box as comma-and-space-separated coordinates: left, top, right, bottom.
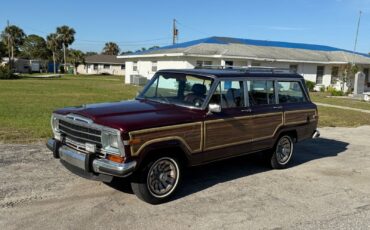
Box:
0, 0, 369, 53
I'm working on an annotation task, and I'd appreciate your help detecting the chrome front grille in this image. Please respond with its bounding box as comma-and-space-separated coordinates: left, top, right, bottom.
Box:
59, 119, 102, 147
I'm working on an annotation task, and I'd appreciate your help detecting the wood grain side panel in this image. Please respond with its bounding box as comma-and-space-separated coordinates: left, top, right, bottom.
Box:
253, 113, 283, 141
129, 122, 202, 156
284, 109, 316, 125
204, 117, 253, 150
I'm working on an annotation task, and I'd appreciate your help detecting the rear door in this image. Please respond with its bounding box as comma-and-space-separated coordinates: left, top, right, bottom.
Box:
247, 79, 284, 151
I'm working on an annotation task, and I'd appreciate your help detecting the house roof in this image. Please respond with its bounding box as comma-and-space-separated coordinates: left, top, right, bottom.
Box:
118, 36, 370, 65
85, 55, 125, 64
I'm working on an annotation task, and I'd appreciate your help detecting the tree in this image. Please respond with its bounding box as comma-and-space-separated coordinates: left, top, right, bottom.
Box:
46, 33, 62, 74
102, 42, 120, 55
338, 63, 359, 93
68, 49, 85, 75
1, 25, 26, 64
148, 46, 160, 50
20, 34, 50, 60
56, 25, 75, 72
120, 50, 133, 55
85, 51, 98, 56
0, 41, 6, 60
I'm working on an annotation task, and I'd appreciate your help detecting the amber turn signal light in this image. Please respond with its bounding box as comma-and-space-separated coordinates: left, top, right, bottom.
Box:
107, 154, 125, 163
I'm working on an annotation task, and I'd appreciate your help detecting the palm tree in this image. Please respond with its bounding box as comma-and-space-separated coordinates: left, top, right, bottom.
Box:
68, 49, 85, 75
1, 25, 26, 66
102, 42, 120, 55
46, 33, 62, 74
56, 25, 75, 72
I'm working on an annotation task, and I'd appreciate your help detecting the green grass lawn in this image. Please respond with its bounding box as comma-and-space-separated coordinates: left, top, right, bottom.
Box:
0, 75, 140, 143
310, 92, 370, 111
1, 77, 370, 143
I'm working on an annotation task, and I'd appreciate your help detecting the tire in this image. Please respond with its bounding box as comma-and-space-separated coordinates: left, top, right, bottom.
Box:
131, 156, 182, 204
270, 135, 294, 169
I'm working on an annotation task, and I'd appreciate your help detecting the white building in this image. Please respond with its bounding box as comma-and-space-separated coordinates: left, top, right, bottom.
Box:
77, 54, 125, 75
118, 37, 370, 91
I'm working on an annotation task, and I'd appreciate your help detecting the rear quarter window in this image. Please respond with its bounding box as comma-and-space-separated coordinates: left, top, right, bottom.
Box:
277, 81, 307, 104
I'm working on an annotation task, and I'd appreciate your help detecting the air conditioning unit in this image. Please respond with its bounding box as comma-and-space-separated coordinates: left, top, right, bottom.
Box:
131, 75, 147, 86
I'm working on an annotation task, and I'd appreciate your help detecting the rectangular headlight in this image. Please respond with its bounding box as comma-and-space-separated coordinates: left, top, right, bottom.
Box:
51, 114, 59, 132
102, 131, 122, 155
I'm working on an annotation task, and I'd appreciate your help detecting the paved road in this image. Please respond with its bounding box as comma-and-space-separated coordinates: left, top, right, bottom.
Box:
1, 126, 370, 230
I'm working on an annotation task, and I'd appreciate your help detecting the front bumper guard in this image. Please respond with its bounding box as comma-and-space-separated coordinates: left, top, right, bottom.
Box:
47, 138, 136, 179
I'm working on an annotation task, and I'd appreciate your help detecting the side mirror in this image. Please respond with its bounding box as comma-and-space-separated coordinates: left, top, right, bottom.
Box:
208, 104, 221, 114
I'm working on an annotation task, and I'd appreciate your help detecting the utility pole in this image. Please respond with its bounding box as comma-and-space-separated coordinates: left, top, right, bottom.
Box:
352, 10, 362, 65
172, 19, 178, 45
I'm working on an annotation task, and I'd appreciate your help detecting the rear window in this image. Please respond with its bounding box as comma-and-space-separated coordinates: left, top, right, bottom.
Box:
277, 81, 307, 104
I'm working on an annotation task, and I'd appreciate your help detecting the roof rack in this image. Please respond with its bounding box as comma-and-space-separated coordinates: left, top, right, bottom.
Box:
195, 65, 295, 74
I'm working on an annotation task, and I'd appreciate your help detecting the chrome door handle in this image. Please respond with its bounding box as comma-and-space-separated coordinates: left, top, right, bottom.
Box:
241, 108, 252, 112
273, 106, 283, 109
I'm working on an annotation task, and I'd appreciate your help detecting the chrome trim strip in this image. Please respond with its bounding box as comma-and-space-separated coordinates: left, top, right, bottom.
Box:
59, 123, 101, 137
60, 129, 101, 145
66, 113, 93, 124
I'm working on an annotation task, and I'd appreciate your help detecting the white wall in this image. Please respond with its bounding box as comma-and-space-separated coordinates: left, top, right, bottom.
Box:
122, 56, 370, 93
77, 64, 125, 76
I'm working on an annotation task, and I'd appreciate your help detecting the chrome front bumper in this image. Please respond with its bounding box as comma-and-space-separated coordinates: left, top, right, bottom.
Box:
47, 138, 136, 179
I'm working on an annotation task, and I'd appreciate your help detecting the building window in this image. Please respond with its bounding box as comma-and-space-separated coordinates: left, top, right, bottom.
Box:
121, 64, 125, 70
225, 61, 234, 67
251, 62, 261, 67
133, 62, 137, 71
152, 61, 157, 72
103, 64, 110, 69
196, 60, 213, 68
93, 64, 98, 70
331, 66, 339, 84
316, 66, 324, 84
289, 64, 298, 73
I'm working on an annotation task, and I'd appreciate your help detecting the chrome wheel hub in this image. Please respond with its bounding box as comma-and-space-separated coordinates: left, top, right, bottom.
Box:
147, 158, 179, 198
276, 136, 293, 164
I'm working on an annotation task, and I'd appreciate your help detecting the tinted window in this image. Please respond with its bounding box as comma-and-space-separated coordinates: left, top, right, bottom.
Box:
210, 81, 244, 108
278, 81, 307, 104
247, 80, 275, 105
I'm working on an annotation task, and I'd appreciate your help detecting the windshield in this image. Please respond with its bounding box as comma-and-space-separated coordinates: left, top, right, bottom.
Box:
138, 72, 214, 108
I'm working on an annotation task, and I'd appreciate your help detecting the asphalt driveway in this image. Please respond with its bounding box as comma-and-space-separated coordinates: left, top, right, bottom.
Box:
1, 126, 370, 229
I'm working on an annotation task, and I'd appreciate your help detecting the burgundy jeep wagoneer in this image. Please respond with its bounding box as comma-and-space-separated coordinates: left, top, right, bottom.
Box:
47, 67, 319, 204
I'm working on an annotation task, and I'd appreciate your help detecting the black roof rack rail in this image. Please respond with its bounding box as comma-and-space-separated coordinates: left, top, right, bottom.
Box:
194, 65, 295, 74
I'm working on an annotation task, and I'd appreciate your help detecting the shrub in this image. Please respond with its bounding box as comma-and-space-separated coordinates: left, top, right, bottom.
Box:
327, 86, 344, 96
0, 65, 19, 79
305, 80, 315, 92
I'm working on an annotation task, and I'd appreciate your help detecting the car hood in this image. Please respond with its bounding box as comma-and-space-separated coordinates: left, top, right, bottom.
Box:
54, 99, 204, 132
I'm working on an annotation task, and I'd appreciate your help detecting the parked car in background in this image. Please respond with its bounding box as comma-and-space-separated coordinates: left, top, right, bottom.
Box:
47, 67, 319, 204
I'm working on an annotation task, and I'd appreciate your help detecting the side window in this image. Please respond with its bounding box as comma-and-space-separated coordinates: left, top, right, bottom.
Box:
210, 80, 245, 108
247, 80, 275, 106
277, 81, 307, 103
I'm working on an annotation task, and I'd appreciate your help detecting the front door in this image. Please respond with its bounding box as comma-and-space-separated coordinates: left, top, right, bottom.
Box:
203, 79, 253, 161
